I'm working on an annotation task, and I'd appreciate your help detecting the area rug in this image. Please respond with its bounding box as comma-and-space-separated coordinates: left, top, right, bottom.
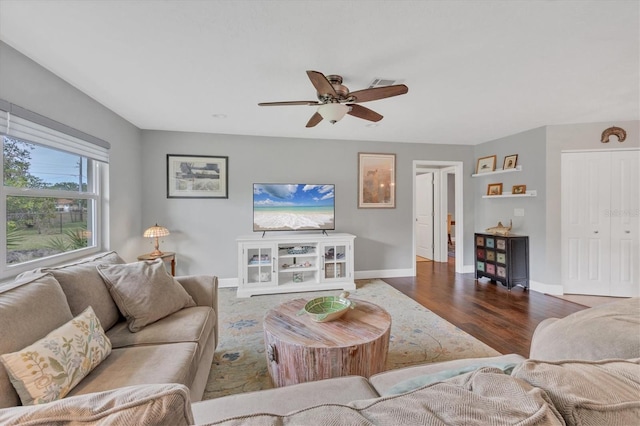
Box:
202, 279, 500, 400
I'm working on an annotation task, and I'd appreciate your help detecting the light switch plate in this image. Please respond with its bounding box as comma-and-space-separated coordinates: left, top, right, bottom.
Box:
514, 208, 525, 217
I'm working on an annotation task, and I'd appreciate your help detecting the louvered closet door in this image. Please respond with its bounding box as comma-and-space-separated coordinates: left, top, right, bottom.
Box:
609, 150, 640, 297
562, 152, 612, 295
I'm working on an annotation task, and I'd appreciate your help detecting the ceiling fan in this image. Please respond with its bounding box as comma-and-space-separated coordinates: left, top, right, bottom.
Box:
258, 70, 408, 127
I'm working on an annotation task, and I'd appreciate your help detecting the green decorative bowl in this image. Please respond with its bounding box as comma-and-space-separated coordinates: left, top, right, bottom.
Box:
301, 292, 354, 322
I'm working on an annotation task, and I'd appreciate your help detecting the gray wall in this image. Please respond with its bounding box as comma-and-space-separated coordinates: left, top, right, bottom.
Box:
543, 120, 639, 291
140, 130, 475, 280
0, 42, 144, 261
5, 40, 635, 291
474, 121, 639, 293
473, 127, 547, 283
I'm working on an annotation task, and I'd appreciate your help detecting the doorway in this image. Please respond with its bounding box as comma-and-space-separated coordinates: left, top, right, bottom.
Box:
415, 171, 435, 261
413, 161, 464, 276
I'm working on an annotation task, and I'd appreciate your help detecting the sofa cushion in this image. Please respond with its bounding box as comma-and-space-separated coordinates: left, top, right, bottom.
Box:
191, 376, 379, 424
22, 251, 126, 331
1, 306, 112, 405
0, 273, 73, 408
204, 368, 564, 426
66, 342, 198, 398
530, 297, 640, 361
0, 383, 194, 426
97, 259, 196, 332
107, 306, 215, 361
512, 358, 640, 426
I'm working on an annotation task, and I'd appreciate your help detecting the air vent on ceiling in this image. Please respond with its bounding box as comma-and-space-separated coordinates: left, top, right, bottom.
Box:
368, 78, 404, 88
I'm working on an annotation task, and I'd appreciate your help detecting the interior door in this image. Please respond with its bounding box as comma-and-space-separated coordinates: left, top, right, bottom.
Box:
562, 152, 611, 295
415, 172, 434, 260
609, 150, 640, 296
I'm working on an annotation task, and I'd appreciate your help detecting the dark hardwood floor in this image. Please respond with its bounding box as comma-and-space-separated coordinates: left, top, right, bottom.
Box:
383, 258, 587, 357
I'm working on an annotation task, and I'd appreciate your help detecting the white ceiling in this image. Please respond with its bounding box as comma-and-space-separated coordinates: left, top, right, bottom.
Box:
0, 0, 638, 145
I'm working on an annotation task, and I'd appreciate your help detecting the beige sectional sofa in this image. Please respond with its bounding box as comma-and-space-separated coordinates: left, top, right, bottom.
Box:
0, 251, 218, 411
0, 256, 638, 425
193, 297, 640, 424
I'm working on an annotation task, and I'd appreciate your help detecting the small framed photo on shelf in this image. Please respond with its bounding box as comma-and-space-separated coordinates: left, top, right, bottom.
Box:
503, 154, 518, 170
487, 183, 503, 196
476, 155, 497, 174
512, 184, 527, 195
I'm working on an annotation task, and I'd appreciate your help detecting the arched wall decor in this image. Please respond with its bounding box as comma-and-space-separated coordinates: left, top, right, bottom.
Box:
601, 126, 627, 143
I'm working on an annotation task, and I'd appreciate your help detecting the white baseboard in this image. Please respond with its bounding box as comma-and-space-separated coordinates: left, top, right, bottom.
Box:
461, 264, 475, 273
219, 272, 563, 295
221, 269, 416, 288
355, 269, 414, 280
529, 280, 563, 295
218, 277, 239, 288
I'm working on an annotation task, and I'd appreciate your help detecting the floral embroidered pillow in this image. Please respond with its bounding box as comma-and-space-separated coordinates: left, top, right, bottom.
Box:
0, 306, 112, 405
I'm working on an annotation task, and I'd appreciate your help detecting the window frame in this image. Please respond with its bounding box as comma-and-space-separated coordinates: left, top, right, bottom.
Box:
0, 101, 109, 280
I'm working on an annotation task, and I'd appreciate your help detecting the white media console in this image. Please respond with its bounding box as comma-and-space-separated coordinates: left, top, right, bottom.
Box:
236, 233, 356, 297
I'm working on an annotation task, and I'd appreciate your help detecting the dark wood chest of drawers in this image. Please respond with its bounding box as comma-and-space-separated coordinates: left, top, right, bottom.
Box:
475, 233, 529, 290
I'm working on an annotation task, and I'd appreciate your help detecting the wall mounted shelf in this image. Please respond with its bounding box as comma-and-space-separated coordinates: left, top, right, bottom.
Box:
483, 190, 537, 199
472, 165, 522, 178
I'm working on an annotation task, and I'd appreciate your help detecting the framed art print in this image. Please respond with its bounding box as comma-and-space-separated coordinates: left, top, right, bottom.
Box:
487, 183, 503, 196
503, 154, 518, 170
167, 154, 228, 198
358, 152, 396, 208
476, 155, 496, 174
512, 184, 527, 195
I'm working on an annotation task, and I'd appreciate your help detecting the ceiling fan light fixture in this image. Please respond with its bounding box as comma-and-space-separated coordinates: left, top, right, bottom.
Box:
317, 103, 351, 124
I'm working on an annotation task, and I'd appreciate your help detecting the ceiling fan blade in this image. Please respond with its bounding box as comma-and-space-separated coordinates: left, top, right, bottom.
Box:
306, 112, 323, 128
349, 84, 408, 103
258, 101, 320, 106
306, 70, 337, 97
347, 104, 383, 122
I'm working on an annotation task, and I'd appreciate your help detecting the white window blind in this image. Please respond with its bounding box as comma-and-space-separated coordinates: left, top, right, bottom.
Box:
0, 99, 8, 136
0, 100, 109, 163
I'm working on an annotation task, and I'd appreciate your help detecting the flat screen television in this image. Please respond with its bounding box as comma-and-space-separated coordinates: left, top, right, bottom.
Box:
253, 184, 335, 232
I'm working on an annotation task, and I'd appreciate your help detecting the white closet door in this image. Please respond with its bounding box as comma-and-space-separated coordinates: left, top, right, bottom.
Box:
562, 152, 612, 295
609, 150, 640, 297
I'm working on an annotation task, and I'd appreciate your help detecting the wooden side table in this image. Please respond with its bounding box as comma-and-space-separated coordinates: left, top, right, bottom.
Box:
137, 251, 176, 276
263, 298, 391, 387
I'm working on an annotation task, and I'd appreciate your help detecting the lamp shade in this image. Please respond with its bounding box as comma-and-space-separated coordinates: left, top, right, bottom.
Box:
143, 224, 170, 238
317, 103, 351, 124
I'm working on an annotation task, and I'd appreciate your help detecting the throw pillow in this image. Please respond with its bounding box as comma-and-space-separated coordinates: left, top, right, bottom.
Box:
17, 251, 126, 330
0, 306, 112, 405
97, 259, 196, 332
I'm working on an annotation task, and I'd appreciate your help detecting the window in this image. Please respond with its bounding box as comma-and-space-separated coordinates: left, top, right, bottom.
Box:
0, 101, 109, 278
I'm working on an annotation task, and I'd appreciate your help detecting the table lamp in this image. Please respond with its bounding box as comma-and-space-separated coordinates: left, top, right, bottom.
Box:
143, 223, 170, 256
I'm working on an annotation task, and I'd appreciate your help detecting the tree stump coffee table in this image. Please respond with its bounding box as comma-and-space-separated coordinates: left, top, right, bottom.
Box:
263, 297, 391, 387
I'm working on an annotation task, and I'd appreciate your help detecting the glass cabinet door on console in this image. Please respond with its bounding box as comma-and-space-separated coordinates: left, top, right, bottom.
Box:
321, 243, 348, 281
244, 244, 275, 286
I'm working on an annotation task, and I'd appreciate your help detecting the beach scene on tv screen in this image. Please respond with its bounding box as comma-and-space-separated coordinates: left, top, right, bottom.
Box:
253, 184, 335, 231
